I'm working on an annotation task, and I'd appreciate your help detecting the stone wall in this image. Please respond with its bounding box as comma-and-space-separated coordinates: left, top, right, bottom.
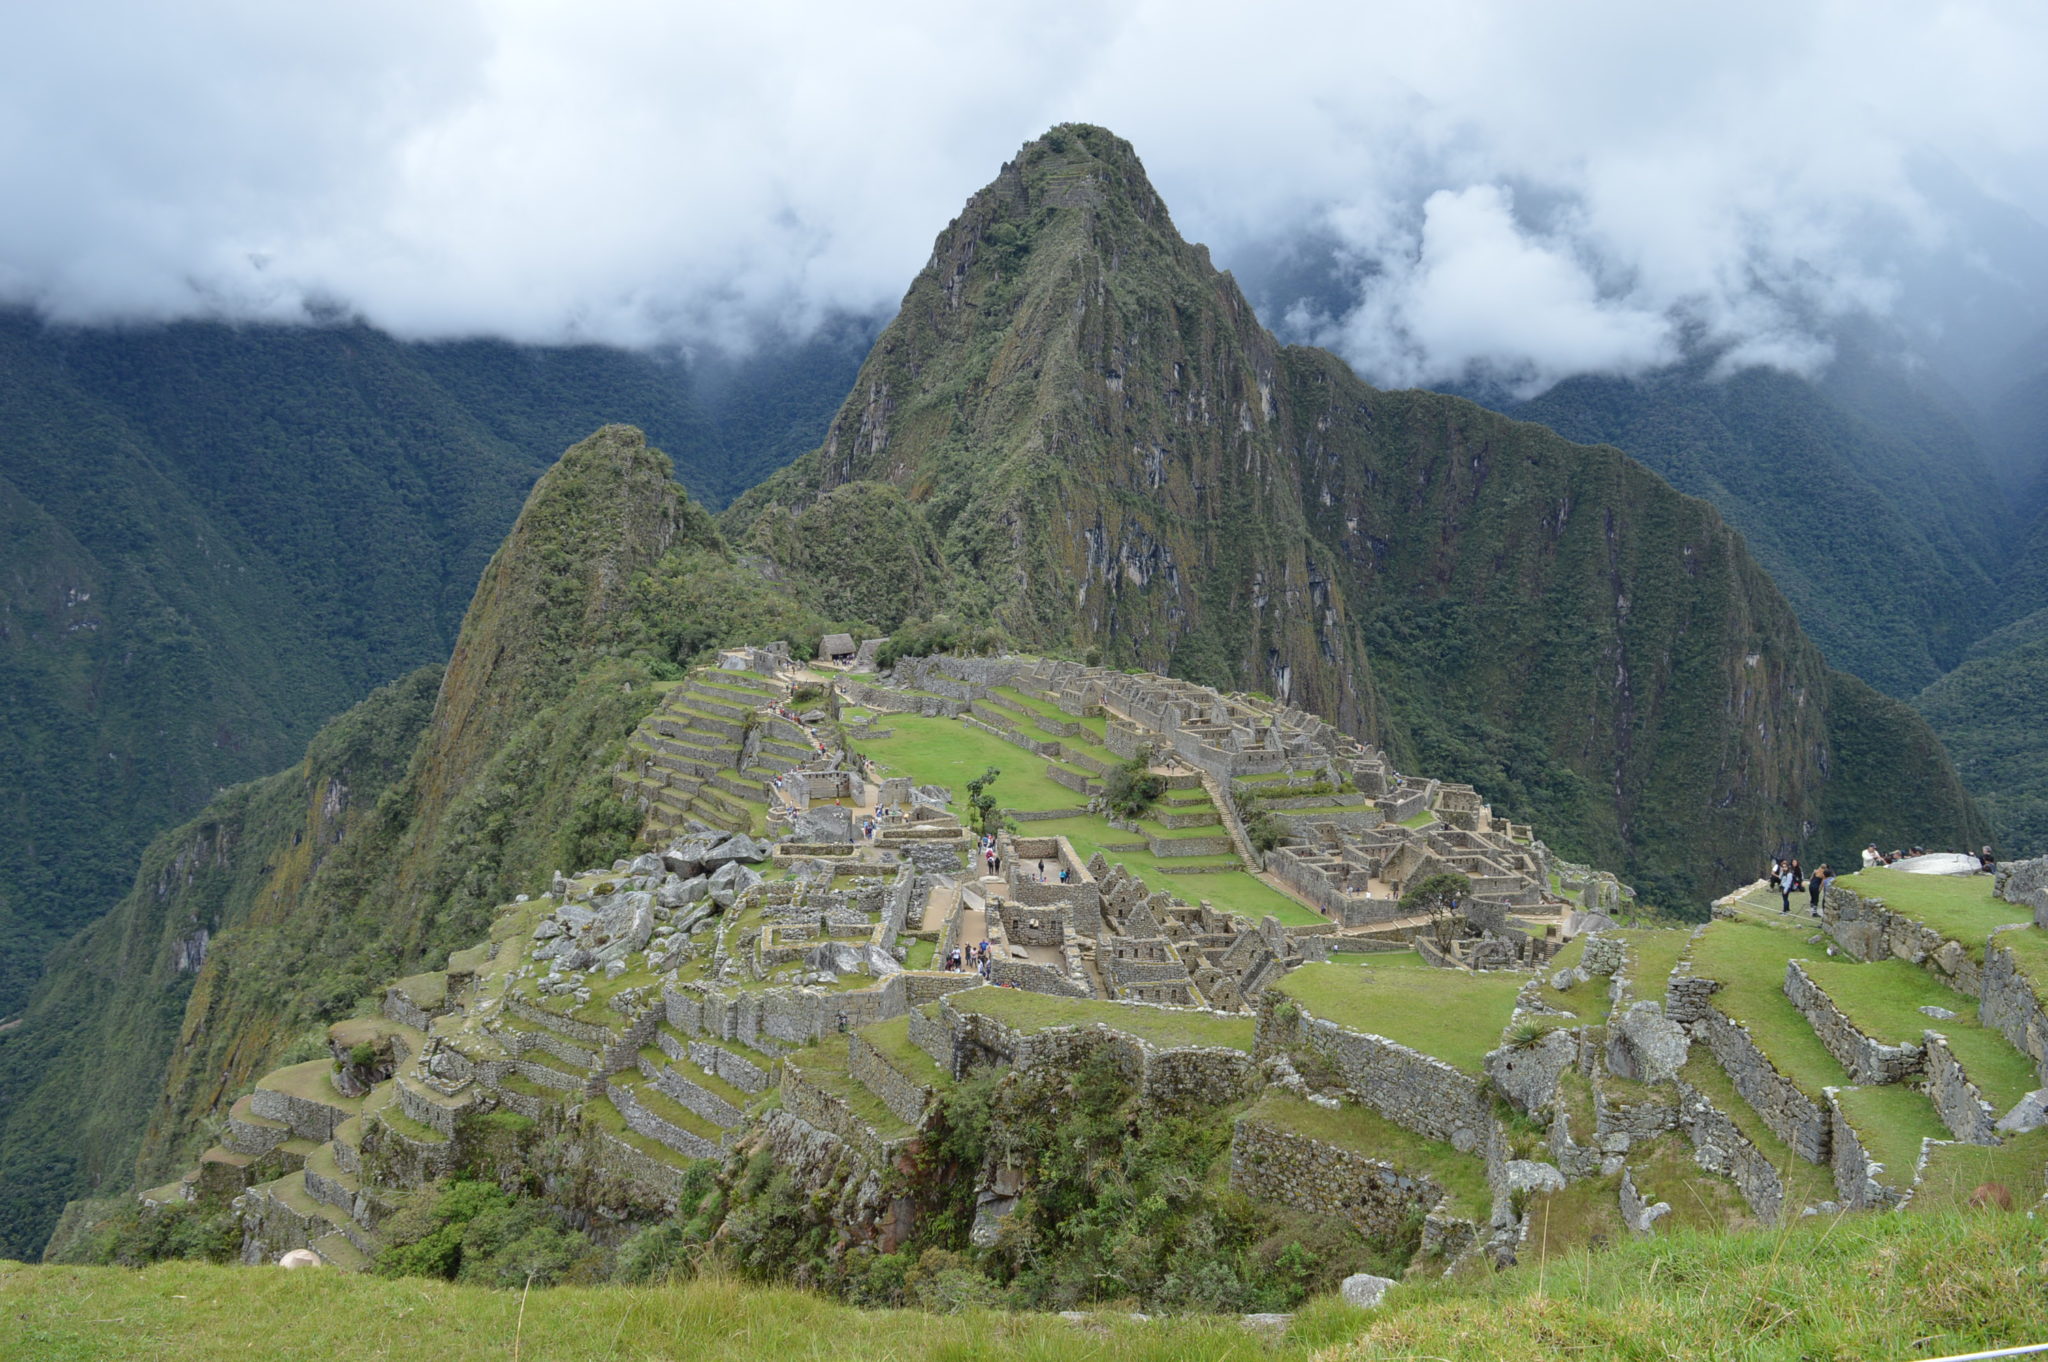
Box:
1979, 932, 2048, 1088
1229, 1110, 1460, 1242
847, 1031, 934, 1127
1669, 974, 1831, 1163
607, 1079, 720, 1160
1674, 1076, 1787, 1223
1264, 1000, 1493, 1152
586, 1125, 690, 1207
779, 1062, 908, 1168
1923, 1030, 1999, 1144
1140, 1046, 1259, 1114
1995, 857, 2048, 929
1820, 882, 1982, 997
1828, 1091, 1908, 1210
1782, 960, 1923, 1085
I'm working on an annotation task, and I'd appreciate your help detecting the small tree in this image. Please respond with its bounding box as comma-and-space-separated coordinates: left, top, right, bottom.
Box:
965, 767, 1003, 839
1102, 747, 1166, 820
1399, 872, 1473, 951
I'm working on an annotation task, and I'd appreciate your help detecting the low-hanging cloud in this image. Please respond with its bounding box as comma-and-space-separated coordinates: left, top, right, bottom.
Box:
6, 0, 2048, 391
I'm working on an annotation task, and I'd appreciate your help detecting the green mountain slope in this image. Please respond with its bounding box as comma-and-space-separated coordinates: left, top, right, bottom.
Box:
730, 124, 1985, 906
1913, 606, 2048, 855
0, 313, 861, 1017
1502, 346, 2009, 698
0, 427, 831, 1258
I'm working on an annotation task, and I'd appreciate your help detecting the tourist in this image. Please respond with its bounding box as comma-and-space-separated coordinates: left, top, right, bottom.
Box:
1808, 864, 1827, 916
1779, 863, 1795, 914
1980, 845, 1997, 872
1788, 858, 1804, 893
1862, 843, 1881, 869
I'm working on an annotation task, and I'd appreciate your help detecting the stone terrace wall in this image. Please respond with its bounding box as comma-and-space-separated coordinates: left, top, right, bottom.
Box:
1263, 1001, 1493, 1152
847, 1031, 933, 1128
779, 1062, 900, 1168
1783, 960, 1924, 1085
1828, 1091, 1908, 1211
1669, 974, 1831, 1163
1141, 1046, 1258, 1115
1674, 1076, 1787, 1223
1979, 932, 2048, 1088
1820, 882, 1982, 997
1229, 1113, 1458, 1242
1994, 857, 2048, 929
1923, 1031, 1999, 1144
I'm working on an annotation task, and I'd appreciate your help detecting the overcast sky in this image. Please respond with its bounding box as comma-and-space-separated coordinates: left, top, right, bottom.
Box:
7, 1, 2048, 393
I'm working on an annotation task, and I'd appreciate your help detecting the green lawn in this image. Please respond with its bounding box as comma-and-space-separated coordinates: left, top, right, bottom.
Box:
1834, 1085, 1947, 1192
1273, 963, 1522, 1074
784, 1042, 915, 1139
1240, 1090, 1490, 1219
900, 937, 937, 971
1329, 949, 1433, 969
1685, 920, 1849, 1099
1831, 869, 2030, 958
1616, 928, 1690, 999
1796, 957, 2038, 1109
946, 987, 1256, 1051
1398, 811, 1436, 829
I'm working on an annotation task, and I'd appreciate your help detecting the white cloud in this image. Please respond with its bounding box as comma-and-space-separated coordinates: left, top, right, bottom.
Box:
3, 0, 2047, 389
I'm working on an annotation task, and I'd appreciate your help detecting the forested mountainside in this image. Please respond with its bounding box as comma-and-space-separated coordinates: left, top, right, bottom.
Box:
729, 124, 1985, 907
1502, 343, 2011, 699
0, 427, 839, 1257
0, 314, 864, 1017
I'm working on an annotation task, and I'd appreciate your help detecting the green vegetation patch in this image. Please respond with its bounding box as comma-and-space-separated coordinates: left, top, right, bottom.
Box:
947, 986, 1255, 1052
1910, 1127, 2048, 1213
1241, 1090, 1490, 1220
854, 1017, 947, 1089
1274, 963, 1521, 1075
783, 1042, 915, 1140
1797, 958, 2038, 1109
1686, 920, 1849, 1099
1835, 1085, 1947, 1191
1615, 928, 1690, 999
1832, 869, 2029, 958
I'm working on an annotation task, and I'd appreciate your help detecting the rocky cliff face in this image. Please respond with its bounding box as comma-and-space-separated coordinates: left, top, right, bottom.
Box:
730, 124, 1985, 903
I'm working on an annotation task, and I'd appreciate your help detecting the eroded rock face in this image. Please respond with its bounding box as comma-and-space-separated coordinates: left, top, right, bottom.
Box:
1504, 1160, 1566, 1196
1996, 1089, 2048, 1135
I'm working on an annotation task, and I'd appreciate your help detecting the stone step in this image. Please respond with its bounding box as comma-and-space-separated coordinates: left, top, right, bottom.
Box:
396, 1074, 476, 1137
330, 1116, 364, 1176
302, 1142, 361, 1215
194, 1146, 256, 1202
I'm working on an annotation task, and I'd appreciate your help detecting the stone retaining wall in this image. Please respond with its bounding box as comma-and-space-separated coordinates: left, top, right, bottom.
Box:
1979, 932, 2048, 1087
250, 1085, 349, 1143
1820, 882, 1982, 996
1229, 1112, 1461, 1242
1828, 1090, 1908, 1210
685, 1038, 772, 1094
606, 1079, 720, 1159
1674, 1076, 1787, 1223
1669, 974, 1831, 1163
778, 1063, 900, 1167
506, 996, 615, 1047
1263, 1000, 1493, 1152
586, 1125, 690, 1207
642, 1053, 746, 1128
397, 1081, 462, 1137
848, 1032, 933, 1127
1783, 960, 1923, 1085
1923, 1030, 1999, 1144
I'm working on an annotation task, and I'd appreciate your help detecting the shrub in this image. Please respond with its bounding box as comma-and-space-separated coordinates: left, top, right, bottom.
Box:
1102, 750, 1166, 820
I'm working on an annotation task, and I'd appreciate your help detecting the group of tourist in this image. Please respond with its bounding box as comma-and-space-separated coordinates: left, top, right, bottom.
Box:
1857, 843, 1998, 871
1028, 857, 1071, 885
942, 939, 993, 978
1769, 858, 1830, 916
979, 835, 1002, 878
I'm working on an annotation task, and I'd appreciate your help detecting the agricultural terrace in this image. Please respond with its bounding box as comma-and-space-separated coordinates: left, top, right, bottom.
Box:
1271, 962, 1523, 1075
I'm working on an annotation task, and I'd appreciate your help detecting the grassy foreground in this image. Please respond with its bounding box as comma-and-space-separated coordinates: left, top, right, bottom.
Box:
11, 1214, 2046, 1361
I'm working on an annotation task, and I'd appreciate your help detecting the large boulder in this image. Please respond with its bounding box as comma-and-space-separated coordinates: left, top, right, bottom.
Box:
1485, 1025, 1577, 1114
1606, 1001, 1689, 1084
590, 891, 657, 965
793, 805, 855, 843
1996, 1089, 2048, 1135
1339, 1273, 1396, 1309
708, 860, 764, 908
657, 874, 708, 910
